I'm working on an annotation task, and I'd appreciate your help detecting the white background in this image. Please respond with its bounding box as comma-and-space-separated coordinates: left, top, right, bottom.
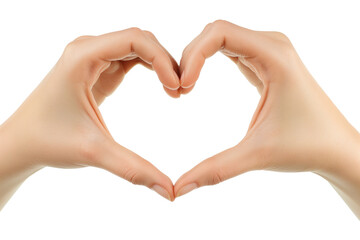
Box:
0, 0, 359, 238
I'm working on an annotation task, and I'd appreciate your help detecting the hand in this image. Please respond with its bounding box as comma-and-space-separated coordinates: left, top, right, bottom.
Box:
0, 28, 180, 207
174, 20, 360, 218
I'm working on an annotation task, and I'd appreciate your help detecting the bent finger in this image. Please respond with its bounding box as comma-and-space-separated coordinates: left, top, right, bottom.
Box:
179, 20, 264, 89
68, 28, 180, 90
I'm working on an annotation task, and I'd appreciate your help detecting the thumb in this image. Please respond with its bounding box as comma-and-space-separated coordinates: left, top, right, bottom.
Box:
93, 139, 175, 201
174, 141, 262, 198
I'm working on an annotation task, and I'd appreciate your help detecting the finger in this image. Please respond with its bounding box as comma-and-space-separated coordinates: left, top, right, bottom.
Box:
163, 85, 181, 98
179, 20, 264, 89
97, 28, 180, 89
122, 58, 153, 72
142, 31, 181, 97
94, 139, 175, 201
141, 31, 181, 98
225, 56, 264, 94
179, 84, 195, 95
92, 59, 153, 105
142, 31, 180, 77
71, 28, 180, 90
174, 141, 261, 198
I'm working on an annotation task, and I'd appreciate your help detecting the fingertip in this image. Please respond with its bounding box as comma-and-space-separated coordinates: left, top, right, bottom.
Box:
176, 183, 198, 198
172, 70, 181, 89
180, 68, 187, 86
166, 177, 176, 201
174, 181, 183, 197
151, 184, 173, 201
179, 84, 195, 96
179, 58, 202, 88
149, 172, 175, 201
153, 59, 180, 90
161, 70, 180, 90
163, 85, 181, 98
180, 68, 195, 88
174, 173, 197, 198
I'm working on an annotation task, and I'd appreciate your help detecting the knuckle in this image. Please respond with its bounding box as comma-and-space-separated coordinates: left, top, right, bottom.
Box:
123, 167, 140, 185
204, 19, 228, 36
269, 31, 293, 50
126, 28, 146, 51
73, 35, 93, 42
127, 27, 144, 37
63, 37, 87, 61
211, 19, 229, 31
212, 19, 228, 27
270, 31, 290, 42
143, 30, 156, 39
62, 35, 102, 76
203, 22, 214, 31
64, 40, 78, 54
65, 35, 92, 51
207, 163, 226, 185
210, 170, 225, 185
260, 31, 297, 70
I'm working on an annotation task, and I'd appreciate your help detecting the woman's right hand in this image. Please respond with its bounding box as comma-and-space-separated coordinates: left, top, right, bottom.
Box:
0, 28, 180, 208
175, 20, 360, 219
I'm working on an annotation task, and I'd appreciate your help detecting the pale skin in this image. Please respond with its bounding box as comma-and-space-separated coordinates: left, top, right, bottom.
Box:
0, 28, 180, 205
0, 20, 359, 219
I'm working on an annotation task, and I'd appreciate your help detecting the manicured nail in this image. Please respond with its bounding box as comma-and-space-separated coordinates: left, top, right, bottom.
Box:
176, 183, 198, 198
151, 185, 171, 201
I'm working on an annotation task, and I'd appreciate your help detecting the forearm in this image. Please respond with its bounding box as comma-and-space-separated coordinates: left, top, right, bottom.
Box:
0, 122, 42, 210
330, 181, 360, 219
315, 132, 360, 219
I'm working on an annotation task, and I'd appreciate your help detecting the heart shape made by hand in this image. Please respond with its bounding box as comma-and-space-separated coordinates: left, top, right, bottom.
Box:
11, 20, 346, 205
82, 20, 328, 202
77, 20, 340, 202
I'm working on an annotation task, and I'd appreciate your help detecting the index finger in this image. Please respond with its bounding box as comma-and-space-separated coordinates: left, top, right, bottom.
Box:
69, 28, 180, 90
179, 20, 264, 88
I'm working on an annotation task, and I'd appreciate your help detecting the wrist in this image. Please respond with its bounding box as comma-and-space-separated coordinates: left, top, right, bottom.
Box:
0, 122, 43, 209
314, 130, 360, 218
315, 131, 360, 181
0, 122, 43, 187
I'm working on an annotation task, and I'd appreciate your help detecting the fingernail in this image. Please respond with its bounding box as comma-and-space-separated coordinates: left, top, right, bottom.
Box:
151, 185, 171, 201
173, 71, 181, 88
164, 85, 179, 91
180, 82, 195, 89
180, 69, 186, 86
176, 183, 198, 198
